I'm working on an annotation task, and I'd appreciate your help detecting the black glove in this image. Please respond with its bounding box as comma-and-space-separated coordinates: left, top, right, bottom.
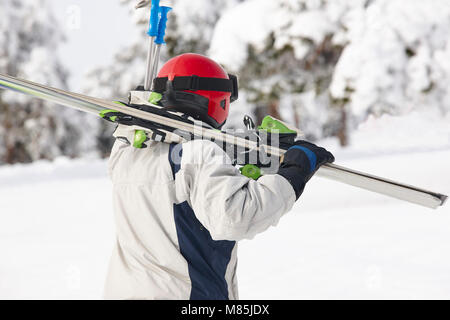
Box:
277, 140, 335, 199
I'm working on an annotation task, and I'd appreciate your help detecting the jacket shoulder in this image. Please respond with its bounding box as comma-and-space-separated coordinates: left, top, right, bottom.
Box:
181, 139, 233, 167
108, 139, 173, 184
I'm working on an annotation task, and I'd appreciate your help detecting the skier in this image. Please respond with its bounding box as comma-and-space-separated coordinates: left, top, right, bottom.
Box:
104, 53, 335, 300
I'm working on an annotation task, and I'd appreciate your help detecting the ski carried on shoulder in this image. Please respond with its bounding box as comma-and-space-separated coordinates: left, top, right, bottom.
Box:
0, 72, 447, 209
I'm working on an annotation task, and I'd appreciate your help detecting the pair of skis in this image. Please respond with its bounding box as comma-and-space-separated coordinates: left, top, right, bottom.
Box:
0, 72, 447, 209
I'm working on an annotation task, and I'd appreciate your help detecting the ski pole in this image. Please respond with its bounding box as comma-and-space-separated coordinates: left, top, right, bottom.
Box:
149, 6, 172, 89
143, 0, 161, 91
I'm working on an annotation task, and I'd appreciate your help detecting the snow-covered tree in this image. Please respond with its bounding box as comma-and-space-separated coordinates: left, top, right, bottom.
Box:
209, 0, 368, 142
210, 0, 450, 145
0, 0, 87, 164
330, 0, 450, 120
85, 0, 450, 149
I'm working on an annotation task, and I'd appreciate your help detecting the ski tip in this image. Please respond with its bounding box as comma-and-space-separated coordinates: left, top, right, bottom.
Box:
440, 194, 448, 207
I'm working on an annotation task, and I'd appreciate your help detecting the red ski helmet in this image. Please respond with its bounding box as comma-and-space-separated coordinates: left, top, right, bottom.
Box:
153, 53, 238, 128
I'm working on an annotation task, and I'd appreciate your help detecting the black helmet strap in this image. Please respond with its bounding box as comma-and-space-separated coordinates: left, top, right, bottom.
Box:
153, 74, 238, 102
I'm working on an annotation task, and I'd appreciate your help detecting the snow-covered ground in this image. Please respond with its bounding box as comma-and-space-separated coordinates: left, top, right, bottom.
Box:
0, 112, 449, 299
0, 158, 114, 299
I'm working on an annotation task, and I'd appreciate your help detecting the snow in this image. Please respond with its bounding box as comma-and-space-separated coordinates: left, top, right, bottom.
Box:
321, 110, 450, 159
0, 0, 98, 164
0, 112, 449, 299
1, 0, 449, 297
209, 0, 345, 71
330, 0, 450, 118
209, 0, 358, 71
0, 158, 114, 299
209, 0, 285, 72
208, 0, 450, 135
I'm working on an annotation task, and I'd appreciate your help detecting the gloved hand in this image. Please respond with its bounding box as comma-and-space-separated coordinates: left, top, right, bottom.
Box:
277, 140, 335, 199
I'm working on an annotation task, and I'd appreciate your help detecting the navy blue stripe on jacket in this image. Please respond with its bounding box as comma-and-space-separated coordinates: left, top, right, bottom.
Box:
169, 143, 236, 300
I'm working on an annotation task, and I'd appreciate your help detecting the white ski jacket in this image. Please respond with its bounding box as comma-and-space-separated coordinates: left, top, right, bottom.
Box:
104, 133, 296, 300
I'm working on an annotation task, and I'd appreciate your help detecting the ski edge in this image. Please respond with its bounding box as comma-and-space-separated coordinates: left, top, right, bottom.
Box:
319, 163, 447, 209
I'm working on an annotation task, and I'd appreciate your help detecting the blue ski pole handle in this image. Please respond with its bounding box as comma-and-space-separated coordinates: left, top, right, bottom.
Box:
147, 0, 161, 37
155, 6, 172, 44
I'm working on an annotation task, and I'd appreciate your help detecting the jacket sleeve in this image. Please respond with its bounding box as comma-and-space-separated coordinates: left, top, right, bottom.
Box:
174, 140, 296, 241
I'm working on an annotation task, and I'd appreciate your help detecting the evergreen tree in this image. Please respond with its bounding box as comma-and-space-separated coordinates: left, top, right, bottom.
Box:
209, 0, 360, 142
86, 0, 450, 149
330, 0, 450, 121
0, 0, 85, 164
